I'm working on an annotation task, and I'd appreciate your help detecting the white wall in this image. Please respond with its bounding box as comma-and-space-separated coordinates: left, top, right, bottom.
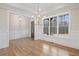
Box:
70, 7, 79, 49
0, 6, 32, 49
0, 8, 9, 49
9, 13, 31, 40
0, 8, 31, 49
35, 7, 79, 49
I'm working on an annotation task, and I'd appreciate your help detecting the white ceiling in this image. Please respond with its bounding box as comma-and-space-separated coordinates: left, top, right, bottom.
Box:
1, 3, 79, 16
6, 3, 71, 13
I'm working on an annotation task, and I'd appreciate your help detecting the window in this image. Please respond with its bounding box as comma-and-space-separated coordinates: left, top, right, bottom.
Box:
43, 13, 69, 35
59, 14, 69, 34
43, 18, 49, 35
50, 16, 57, 35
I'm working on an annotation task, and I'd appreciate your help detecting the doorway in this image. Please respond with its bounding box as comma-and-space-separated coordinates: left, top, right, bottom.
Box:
31, 21, 34, 39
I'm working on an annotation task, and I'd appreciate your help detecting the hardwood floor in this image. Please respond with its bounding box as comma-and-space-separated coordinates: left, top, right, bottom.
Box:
0, 37, 79, 56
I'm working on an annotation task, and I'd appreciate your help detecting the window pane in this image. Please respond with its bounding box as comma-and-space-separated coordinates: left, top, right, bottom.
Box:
50, 27, 57, 35
44, 27, 49, 35
50, 17, 57, 26
50, 16, 57, 35
59, 27, 64, 34
64, 14, 69, 26
59, 14, 69, 34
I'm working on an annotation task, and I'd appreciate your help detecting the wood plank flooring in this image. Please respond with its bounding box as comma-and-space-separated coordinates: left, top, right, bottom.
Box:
0, 37, 79, 56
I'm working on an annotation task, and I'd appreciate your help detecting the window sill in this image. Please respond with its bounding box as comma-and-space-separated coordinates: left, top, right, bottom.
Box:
50, 34, 69, 39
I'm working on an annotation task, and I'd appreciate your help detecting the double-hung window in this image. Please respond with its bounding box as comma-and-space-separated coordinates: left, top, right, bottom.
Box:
43, 18, 49, 35
59, 14, 69, 34
50, 16, 57, 35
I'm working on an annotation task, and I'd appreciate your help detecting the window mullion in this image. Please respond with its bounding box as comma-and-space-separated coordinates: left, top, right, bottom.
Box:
49, 18, 50, 35
57, 16, 59, 35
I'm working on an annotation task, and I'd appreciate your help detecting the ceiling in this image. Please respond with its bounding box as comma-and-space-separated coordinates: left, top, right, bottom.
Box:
1, 3, 79, 17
